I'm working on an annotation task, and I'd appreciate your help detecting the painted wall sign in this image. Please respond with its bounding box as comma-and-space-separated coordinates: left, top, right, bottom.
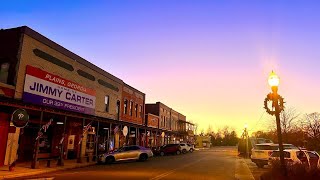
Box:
23, 66, 96, 115
11, 109, 29, 128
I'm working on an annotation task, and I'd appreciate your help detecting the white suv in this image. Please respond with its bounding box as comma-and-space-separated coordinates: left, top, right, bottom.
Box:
179, 143, 194, 153
251, 143, 298, 168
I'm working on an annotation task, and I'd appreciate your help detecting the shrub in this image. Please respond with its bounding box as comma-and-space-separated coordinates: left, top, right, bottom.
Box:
261, 160, 320, 180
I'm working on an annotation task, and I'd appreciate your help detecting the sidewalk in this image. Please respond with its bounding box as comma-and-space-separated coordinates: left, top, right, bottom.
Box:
235, 158, 255, 180
0, 160, 96, 179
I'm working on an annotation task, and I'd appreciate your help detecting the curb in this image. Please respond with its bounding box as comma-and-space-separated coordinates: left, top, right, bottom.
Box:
235, 158, 255, 180
1, 162, 96, 179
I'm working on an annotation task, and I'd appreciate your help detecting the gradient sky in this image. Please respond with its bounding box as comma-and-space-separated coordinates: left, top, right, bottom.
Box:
1, 0, 320, 136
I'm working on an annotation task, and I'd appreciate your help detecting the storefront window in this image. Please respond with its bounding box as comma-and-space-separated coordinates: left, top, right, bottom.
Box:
0, 63, 9, 84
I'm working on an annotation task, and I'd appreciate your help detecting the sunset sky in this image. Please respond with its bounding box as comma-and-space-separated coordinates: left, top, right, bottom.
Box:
1, 0, 319, 136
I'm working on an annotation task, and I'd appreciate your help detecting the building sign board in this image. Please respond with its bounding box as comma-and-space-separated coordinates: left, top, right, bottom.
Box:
23, 65, 96, 115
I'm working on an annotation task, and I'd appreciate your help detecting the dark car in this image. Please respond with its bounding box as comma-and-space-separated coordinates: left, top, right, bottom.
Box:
159, 144, 182, 156
151, 146, 161, 156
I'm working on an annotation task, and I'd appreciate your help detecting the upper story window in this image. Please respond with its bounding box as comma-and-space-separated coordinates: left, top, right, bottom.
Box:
124, 99, 128, 114
135, 104, 138, 118
116, 100, 120, 114
139, 105, 143, 118
105, 95, 109, 112
0, 62, 10, 84
129, 101, 133, 116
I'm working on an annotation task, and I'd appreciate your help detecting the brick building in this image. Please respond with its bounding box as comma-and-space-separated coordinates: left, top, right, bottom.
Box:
145, 102, 195, 145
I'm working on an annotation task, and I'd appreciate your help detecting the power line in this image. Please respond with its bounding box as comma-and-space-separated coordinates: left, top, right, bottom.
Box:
249, 110, 266, 132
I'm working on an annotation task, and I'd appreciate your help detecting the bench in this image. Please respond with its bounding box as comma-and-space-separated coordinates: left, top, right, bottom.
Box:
37, 153, 60, 167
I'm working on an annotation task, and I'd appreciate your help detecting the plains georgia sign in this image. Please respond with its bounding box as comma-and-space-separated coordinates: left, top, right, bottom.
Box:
23, 65, 96, 115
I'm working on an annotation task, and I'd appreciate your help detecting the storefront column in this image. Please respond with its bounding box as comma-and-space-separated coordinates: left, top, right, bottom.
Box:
77, 118, 85, 163
31, 111, 43, 169
108, 123, 112, 152
135, 128, 138, 145
95, 121, 99, 161
57, 116, 67, 166
144, 129, 147, 147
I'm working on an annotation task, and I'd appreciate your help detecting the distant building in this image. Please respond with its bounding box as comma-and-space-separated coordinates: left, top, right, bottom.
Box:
145, 102, 195, 145
195, 135, 211, 148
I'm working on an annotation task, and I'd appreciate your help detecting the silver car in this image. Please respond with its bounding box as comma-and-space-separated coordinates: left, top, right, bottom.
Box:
98, 145, 153, 164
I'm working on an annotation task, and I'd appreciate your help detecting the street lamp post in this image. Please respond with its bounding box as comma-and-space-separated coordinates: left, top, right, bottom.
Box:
244, 124, 249, 159
264, 71, 287, 176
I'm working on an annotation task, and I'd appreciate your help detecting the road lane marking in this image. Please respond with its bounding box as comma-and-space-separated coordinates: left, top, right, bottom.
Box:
149, 157, 207, 180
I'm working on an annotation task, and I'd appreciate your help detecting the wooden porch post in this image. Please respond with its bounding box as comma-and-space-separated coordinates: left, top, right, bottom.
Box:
77, 118, 85, 163
31, 111, 43, 169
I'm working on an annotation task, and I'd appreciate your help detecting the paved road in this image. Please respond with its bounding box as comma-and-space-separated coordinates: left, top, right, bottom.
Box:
13, 147, 239, 180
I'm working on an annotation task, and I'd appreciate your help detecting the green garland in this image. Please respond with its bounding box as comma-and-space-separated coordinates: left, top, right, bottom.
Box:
264, 93, 285, 115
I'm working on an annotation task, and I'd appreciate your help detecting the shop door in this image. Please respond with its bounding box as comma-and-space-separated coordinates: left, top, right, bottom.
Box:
17, 123, 38, 162
0, 112, 9, 166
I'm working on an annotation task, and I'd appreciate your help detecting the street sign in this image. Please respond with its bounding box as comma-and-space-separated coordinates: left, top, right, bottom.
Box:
123, 126, 128, 136
11, 109, 29, 128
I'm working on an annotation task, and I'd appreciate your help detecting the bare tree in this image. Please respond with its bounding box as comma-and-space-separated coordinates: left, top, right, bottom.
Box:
206, 125, 213, 135
304, 112, 320, 142
269, 107, 300, 142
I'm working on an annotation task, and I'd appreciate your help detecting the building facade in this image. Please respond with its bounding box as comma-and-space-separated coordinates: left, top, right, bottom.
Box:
145, 102, 195, 145
0, 26, 154, 169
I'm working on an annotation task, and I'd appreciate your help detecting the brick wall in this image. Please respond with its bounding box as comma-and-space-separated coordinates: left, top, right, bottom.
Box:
120, 84, 145, 125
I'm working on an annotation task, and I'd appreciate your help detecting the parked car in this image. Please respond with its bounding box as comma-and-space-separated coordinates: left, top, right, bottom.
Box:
159, 144, 182, 156
187, 144, 195, 153
180, 143, 191, 153
251, 143, 298, 168
151, 146, 161, 156
268, 150, 320, 169
98, 145, 153, 164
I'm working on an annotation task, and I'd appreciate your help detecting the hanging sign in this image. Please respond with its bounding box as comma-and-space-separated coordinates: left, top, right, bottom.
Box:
123, 126, 128, 136
36, 118, 53, 141
11, 109, 29, 128
78, 121, 93, 144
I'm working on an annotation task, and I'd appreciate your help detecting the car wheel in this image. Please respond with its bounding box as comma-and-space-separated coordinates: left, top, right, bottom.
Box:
105, 157, 115, 164
160, 151, 165, 156
176, 150, 181, 155
139, 154, 148, 162
189, 149, 194, 153
182, 149, 187, 154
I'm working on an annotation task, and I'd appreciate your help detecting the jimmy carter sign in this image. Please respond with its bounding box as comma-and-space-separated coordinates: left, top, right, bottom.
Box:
23, 65, 96, 115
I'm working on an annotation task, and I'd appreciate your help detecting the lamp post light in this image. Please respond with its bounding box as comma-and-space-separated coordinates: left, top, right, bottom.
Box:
264, 71, 287, 176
